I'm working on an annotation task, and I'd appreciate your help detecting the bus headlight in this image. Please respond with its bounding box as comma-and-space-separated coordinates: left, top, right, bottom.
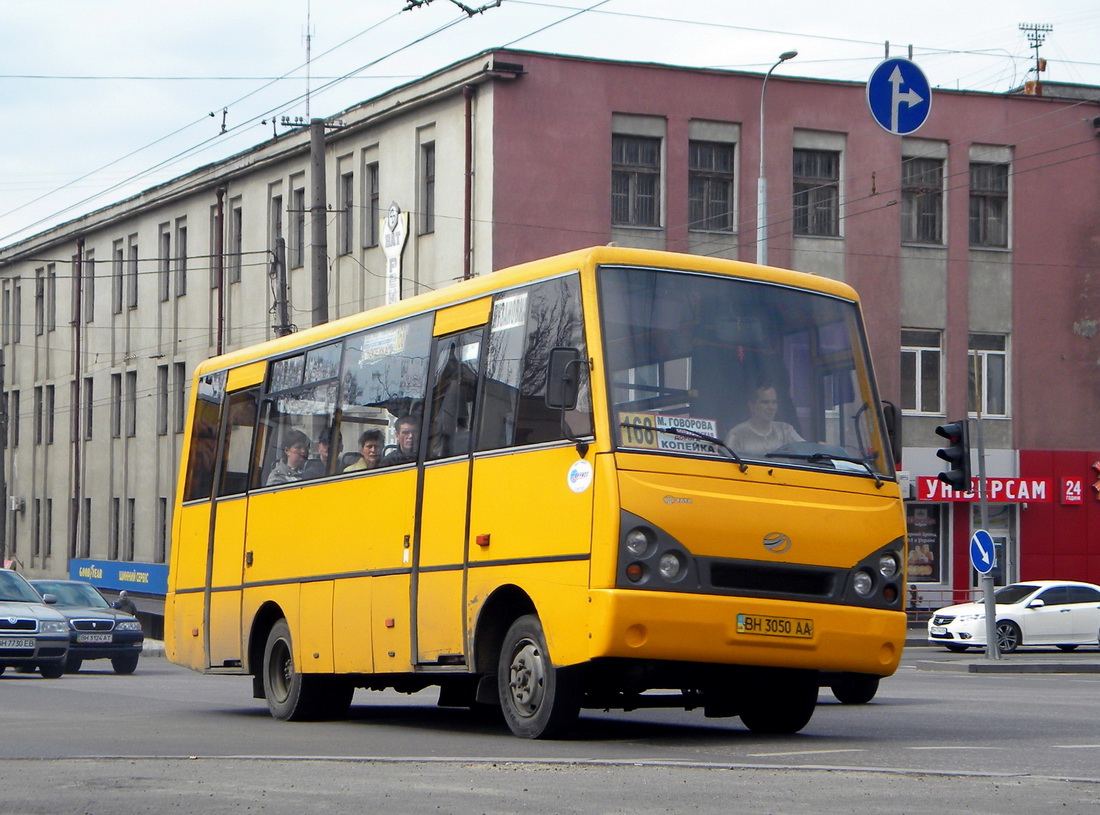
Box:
658, 551, 683, 581
877, 552, 900, 579
852, 570, 874, 597
625, 528, 654, 558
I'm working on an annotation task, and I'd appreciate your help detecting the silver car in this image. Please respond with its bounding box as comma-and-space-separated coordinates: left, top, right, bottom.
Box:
0, 569, 71, 678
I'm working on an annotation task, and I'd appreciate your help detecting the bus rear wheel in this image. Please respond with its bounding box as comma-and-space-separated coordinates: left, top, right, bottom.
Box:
738, 669, 818, 734
498, 614, 581, 739
262, 619, 353, 721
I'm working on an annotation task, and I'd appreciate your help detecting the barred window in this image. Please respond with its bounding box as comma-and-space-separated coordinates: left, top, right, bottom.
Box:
612, 135, 661, 227
793, 149, 839, 237
688, 141, 734, 232
969, 163, 1009, 248
901, 157, 943, 244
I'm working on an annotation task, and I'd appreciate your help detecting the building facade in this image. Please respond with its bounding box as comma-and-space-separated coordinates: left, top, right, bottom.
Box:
1, 49, 1098, 622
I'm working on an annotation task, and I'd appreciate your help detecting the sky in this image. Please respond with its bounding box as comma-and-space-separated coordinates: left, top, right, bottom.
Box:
2, 0, 1098, 246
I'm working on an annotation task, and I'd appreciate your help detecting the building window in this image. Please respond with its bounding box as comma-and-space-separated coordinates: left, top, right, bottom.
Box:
45, 385, 54, 444
612, 135, 661, 227
10, 390, 19, 448
156, 496, 168, 563
420, 143, 435, 235
33, 386, 42, 445
83, 254, 95, 322
112, 241, 124, 314
339, 172, 354, 255
44, 498, 52, 558
2, 281, 10, 345
81, 497, 92, 558
688, 141, 735, 232
902, 157, 944, 244
175, 221, 188, 297
84, 376, 94, 440
125, 370, 137, 438
793, 149, 840, 237
109, 497, 120, 560
270, 195, 283, 247
173, 362, 187, 434
127, 238, 139, 309
969, 334, 1008, 417
34, 269, 44, 336
290, 187, 306, 269
47, 265, 56, 332
364, 161, 379, 247
111, 373, 122, 438
900, 329, 942, 415
157, 365, 169, 436
158, 226, 171, 302
969, 162, 1009, 248
125, 498, 135, 561
228, 203, 243, 284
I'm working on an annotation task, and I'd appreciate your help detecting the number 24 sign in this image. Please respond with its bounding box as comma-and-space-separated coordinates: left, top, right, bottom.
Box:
1062, 478, 1083, 505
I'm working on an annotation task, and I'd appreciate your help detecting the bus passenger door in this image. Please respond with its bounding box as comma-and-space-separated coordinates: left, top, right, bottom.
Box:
414, 324, 485, 665
206, 386, 261, 669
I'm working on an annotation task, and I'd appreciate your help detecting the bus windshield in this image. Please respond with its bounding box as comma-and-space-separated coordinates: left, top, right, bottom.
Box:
601, 264, 893, 478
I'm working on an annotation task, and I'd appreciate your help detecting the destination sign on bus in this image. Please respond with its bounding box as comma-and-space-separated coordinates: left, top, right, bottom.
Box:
619, 412, 721, 455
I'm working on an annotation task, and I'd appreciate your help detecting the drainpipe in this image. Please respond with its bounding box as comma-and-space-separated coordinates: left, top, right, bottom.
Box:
463, 85, 476, 280
214, 188, 225, 355
71, 237, 84, 559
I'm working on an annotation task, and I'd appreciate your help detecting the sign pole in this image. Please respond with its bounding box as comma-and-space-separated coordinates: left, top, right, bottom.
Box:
972, 354, 1000, 659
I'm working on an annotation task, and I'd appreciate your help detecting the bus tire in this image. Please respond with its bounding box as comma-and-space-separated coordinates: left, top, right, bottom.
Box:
738, 669, 818, 735
498, 614, 581, 739
263, 618, 319, 721
830, 673, 879, 705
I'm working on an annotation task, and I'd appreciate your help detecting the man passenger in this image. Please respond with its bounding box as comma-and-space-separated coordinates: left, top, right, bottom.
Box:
380, 416, 418, 467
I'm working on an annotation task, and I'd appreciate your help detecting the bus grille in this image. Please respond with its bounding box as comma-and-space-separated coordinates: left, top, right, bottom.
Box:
708, 560, 837, 599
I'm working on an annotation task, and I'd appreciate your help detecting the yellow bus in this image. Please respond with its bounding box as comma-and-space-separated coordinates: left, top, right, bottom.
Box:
166, 246, 906, 739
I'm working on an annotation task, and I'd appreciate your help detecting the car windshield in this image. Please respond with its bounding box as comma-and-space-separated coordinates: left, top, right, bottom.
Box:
0, 571, 46, 603
600, 264, 892, 477
994, 584, 1040, 604
31, 580, 111, 608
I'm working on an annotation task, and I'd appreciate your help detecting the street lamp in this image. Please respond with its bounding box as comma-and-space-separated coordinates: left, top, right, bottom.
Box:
757, 50, 797, 266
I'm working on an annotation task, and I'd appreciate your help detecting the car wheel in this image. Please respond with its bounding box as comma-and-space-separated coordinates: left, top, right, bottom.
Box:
111, 653, 140, 675
830, 673, 880, 704
945, 644, 969, 653
39, 661, 65, 679
65, 656, 83, 674
498, 614, 581, 739
1056, 644, 1079, 652
739, 669, 818, 734
0, 665, 6, 676
995, 620, 1021, 654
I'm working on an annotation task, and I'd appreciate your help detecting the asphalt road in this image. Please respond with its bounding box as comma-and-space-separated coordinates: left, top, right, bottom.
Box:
2, 641, 1100, 814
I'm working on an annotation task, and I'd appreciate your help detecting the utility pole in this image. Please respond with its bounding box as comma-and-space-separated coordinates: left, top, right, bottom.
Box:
0, 347, 6, 566
214, 188, 226, 355
309, 118, 329, 327
1019, 23, 1052, 94
272, 238, 293, 337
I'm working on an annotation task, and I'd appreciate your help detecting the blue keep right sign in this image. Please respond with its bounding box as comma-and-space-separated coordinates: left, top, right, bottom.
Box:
866, 58, 932, 135
970, 529, 996, 575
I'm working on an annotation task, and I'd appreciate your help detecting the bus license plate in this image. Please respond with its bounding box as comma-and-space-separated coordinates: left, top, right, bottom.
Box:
0, 638, 35, 649
76, 633, 113, 644
737, 613, 813, 639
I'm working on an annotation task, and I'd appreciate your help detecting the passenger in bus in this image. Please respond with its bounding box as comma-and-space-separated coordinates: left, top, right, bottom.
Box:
725, 383, 802, 456
343, 428, 384, 472
266, 429, 311, 485
380, 416, 419, 467
301, 427, 334, 480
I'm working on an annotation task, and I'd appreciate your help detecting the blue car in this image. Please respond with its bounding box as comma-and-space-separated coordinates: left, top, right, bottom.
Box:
30, 580, 144, 674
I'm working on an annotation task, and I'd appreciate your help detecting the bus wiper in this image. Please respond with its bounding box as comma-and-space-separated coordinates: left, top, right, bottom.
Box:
620, 423, 748, 473
765, 450, 882, 488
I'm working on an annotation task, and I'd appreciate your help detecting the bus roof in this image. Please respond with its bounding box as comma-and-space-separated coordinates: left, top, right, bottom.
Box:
194, 246, 859, 377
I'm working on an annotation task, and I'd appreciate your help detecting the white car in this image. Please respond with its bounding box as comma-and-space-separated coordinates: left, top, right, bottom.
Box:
928, 580, 1100, 653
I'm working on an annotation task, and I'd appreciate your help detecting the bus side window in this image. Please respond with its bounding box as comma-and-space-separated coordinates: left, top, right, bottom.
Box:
182, 371, 226, 502
216, 388, 259, 497
478, 276, 592, 452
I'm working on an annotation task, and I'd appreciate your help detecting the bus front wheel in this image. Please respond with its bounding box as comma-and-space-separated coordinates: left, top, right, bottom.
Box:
738, 669, 818, 734
498, 614, 581, 739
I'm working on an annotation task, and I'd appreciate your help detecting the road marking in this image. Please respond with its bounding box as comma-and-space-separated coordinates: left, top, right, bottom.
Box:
746, 749, 866, 758
906, 746, 1006, 751
1054, 744, 1100, 749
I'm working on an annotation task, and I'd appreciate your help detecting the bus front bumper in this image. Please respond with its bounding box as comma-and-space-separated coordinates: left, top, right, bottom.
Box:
586, 589, 905, 677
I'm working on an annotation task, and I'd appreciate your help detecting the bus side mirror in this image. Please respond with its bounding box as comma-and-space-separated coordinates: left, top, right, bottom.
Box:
546, 347, 582, 410
881, 400, 902, 466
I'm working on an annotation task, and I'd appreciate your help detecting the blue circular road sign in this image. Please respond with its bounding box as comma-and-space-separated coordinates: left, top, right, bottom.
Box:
866, 58, 932, 135
970, 529, 996, 574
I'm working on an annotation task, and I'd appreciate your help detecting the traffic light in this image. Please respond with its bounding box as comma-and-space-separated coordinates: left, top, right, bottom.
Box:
935, 420, 971, 491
